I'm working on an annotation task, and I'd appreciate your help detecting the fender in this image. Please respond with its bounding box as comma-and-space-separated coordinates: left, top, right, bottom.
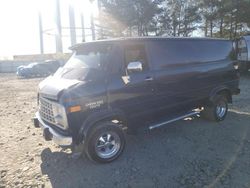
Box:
209, 85, 232, 103
77, 108, 128, 142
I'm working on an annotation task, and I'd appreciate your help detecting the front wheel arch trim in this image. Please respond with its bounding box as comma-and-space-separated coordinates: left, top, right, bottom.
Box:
209, 87, 232, 104
77, 109, 128, 144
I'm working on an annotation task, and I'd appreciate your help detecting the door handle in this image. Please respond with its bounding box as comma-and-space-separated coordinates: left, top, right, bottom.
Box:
145, 77, 154, 81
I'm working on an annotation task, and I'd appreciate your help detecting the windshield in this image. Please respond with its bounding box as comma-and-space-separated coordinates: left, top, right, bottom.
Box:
54, 44, 112, 80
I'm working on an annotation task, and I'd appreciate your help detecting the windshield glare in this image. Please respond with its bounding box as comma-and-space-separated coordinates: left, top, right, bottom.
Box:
65, 44, 112, 70
54, 44, 112, 80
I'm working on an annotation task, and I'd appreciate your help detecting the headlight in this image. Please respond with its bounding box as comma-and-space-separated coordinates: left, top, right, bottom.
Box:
52, 104, 68, 129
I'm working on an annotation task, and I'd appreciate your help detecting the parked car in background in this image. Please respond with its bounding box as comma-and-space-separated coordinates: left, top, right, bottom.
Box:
237, 35, 250, 72
17, 60, 61, 78
16, 65, 26, 74
33, 37, 240, 163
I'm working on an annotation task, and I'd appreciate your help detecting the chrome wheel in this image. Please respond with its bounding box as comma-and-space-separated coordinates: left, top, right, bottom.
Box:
216, 101, 227, 118
95, 131, 121, 159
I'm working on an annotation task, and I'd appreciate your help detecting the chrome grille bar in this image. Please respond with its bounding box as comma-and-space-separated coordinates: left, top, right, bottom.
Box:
39, 97, 56, 124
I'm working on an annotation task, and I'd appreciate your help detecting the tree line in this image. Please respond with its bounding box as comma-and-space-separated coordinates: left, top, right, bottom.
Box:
95, 0, 250, 39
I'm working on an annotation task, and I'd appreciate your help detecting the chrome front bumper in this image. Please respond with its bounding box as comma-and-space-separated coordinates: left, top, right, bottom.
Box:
34, 112, 72, 146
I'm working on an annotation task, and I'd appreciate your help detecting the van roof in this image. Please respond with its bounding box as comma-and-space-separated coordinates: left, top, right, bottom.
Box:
70, 37, 230, 50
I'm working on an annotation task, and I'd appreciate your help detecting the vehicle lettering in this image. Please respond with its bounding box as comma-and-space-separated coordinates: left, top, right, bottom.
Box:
85, 100, 104, 109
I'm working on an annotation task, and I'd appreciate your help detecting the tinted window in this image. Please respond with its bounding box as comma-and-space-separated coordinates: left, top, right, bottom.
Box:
148, 40, 232, 69
108, 45, 123, 74
124, 44, 148, 74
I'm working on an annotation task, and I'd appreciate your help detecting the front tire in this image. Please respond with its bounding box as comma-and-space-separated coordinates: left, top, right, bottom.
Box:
201, 94, 228, 122
85, 122, 126, 163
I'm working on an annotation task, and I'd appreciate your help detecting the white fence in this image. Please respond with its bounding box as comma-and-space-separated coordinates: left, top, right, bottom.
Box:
0, 53, 70, 73
0, 61, 33, 73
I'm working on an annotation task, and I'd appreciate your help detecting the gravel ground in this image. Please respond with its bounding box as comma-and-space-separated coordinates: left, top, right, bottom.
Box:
0, 73, 250, 188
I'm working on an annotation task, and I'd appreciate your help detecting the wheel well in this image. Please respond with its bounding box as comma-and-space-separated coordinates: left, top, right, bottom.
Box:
94, 116, 128, 130
80, 114, 128, 143
217, 89, 232, 103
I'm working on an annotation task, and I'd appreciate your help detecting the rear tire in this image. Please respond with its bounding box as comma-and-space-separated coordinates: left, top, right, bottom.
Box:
201, 94, 228, 122
85, 122, 125, 163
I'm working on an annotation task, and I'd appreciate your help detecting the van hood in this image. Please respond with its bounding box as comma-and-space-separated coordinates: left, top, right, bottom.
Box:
38, 76, 81, 100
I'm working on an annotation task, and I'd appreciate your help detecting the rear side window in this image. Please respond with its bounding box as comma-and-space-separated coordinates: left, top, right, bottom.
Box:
148, 40, 232, 70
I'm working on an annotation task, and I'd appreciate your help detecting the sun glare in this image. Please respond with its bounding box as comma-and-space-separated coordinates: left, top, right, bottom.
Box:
0, 0, 99, 56
79, 0, 99, 17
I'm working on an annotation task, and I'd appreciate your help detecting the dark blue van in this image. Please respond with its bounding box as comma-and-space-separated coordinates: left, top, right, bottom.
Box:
33, 37, 240, 163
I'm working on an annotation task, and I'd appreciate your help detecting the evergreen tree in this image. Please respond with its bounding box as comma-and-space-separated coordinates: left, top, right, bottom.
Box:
98, 0, 250, 39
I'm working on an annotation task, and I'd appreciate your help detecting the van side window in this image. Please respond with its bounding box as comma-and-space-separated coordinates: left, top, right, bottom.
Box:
124, 45, 148, 73
149, 40, 232, 70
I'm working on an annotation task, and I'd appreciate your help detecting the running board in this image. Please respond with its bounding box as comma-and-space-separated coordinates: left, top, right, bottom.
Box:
149, 111, 200, 130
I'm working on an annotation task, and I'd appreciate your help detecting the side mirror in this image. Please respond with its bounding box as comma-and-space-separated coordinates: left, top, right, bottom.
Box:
127, 61, 143, 73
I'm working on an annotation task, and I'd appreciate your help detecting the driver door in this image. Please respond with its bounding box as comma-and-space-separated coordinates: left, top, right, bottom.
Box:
108, 43, 156, 119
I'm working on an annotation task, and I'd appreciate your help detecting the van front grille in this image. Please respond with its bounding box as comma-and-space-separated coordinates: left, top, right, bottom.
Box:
39, 97, 56, 124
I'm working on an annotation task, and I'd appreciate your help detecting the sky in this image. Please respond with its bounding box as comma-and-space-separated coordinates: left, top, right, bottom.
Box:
0, 0, 202, 58
0, 0, 97, 57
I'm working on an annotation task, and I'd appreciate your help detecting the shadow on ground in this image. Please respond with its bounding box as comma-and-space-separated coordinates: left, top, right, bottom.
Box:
40, 111, 250, 188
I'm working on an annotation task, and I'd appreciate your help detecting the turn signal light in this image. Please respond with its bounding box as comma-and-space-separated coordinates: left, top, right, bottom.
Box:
69, 105, 81, 113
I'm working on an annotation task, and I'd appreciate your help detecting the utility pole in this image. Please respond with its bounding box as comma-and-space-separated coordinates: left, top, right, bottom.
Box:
90, 13, 96, 40
38, 10, 44, 54
55, 0, 63, 53
90, 0, 96, 41
97, 0, 101, 10
97, 0, 103, 39
68, 4, 76, 46
81, 13, 85, 42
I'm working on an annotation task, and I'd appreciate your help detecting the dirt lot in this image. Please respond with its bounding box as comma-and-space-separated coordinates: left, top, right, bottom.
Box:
0, 73, 250, 188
